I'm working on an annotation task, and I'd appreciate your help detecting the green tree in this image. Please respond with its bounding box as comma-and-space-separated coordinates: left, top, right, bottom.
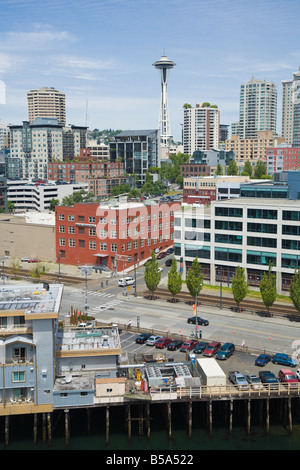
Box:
260, 264, 277, 315
232, 266, 248, 311
186, 258, 204, 302
241, 160, 253, 177
253, 160, 267, 178
29, 262, 50, 279
215, 163, 223, 176
227, 159, 239, 176
144, 251, 161, 298
167, 259, 182, 302
289, 268, 300, 313
9, 258, 21, 277
49, 198, 60, 211
7, 201, 15, 213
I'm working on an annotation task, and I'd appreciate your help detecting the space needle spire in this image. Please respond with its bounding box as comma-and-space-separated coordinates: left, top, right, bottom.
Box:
153, 54, 176, 148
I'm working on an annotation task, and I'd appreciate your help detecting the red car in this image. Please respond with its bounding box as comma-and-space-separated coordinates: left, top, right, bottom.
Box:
27, 258, 40, 263
203, 341, 221, 357
155, 337, 172, 349
180, 340, 198, 352
156, 252, 166, 259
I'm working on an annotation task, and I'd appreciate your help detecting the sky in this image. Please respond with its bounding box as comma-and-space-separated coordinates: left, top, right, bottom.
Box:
0, 0, 300, 141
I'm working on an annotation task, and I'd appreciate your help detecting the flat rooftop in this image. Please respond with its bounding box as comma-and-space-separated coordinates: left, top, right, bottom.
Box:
0, 283, 63, 317
56, 326, 121, 353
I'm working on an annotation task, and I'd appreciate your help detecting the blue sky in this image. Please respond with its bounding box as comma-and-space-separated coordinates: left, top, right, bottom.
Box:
0, 0, 300, 141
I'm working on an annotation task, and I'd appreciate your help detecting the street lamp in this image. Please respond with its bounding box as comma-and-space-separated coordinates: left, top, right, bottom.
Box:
79, 265, 93, 316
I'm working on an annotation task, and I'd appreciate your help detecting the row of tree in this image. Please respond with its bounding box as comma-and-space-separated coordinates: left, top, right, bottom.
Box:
144, 254, 300, 314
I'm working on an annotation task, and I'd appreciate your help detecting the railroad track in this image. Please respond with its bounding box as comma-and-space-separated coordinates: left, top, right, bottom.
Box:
144, 287, 300, 321
2, 266, 83, 286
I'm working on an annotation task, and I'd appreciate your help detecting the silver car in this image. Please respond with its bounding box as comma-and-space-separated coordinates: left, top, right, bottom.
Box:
145, 335, 162, 346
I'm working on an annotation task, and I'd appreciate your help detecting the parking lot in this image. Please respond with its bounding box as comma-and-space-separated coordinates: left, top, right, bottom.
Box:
119, 330, 300, 385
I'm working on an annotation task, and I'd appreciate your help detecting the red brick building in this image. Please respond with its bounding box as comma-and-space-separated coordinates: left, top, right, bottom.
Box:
55, 200, 178, 271
266, 147, 300, 174
48, 160, 124, 184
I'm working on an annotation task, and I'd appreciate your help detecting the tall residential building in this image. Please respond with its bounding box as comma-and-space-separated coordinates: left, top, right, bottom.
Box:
0, 122, 10, 150
281, 79, 294, 144
236, 78, 277, 139
9, 118, 87, 180
183, 103, 220, 156
282, 68, 300, 147
27, 87, 66, 125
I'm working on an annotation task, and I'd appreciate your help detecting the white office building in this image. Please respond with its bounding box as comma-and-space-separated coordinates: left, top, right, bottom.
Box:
174, 197, 300, 294
7, 180, 88, 212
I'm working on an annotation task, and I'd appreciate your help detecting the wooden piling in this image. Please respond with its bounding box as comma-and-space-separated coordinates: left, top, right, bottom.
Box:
167, 402, 172, 439
208, 400, 212, 436
266, 399, 270, 434
42, 413, 46, 442
47, 412, 52, 446
33, 413, 38, 444
64, 409, 70, 446
146, 403, 150, 439
188, 402, 192, 438
5, 415, 9, 447
105, 406, 109, 445
288, 398, 292, 434
127, 405, 131, 440
229, 399, 233, 434
247, 399, 251, 435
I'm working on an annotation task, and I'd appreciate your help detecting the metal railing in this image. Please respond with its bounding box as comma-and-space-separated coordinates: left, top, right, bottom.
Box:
148, 382, 300, 400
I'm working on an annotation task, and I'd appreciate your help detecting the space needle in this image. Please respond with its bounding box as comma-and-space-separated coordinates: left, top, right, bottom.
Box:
152, 54, 176, 148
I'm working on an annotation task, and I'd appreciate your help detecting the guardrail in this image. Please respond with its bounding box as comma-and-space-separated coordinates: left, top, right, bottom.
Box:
149, 383, 300, 400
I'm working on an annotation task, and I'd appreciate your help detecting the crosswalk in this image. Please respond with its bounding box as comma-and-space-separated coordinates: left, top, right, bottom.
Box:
69, 288, 114, 298
68, 288, 125, 312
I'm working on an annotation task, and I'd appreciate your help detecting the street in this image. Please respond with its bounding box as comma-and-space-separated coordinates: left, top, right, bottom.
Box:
59, 257, 300, 357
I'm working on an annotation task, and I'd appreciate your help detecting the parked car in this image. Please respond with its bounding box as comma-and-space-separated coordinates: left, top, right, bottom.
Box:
272, 353, 297, 367
155, 337, 172, 349
203, 341, 221, 357
156, 252, 166, 259
27, 258, 40, 263
259, 370, 278, 386
167, 339, 183, 351
118, 277, 135, 287
187, 316, 209, 326
255, 354, 272, 366
135, 333, 152, 344
77, 322, 93, 328
180, 340, 198, 352
145, 335, 162, 346
278, 368, 299, 385
193, 341, 209, 354
228, 371, 248, 388
166, 247, 174, 254
165, 259, 173, 267
21, 257, 30, 262
216, 342, 235, 360
245, 374, 262, 389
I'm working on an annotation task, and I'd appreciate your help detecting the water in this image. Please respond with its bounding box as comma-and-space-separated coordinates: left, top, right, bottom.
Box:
2, 404, 300, 451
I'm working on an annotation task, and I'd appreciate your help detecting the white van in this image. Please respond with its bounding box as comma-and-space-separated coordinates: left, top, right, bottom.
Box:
118, 277, 135, 287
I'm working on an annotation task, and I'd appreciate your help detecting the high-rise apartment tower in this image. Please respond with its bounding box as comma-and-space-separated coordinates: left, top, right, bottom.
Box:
236, 78, 277, 139
282, 68, 300, 146
183, 103, 220, 156
27, 87, 66, 125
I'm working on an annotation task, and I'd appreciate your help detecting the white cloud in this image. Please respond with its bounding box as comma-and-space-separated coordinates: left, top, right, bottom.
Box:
0, 26, 75, 51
